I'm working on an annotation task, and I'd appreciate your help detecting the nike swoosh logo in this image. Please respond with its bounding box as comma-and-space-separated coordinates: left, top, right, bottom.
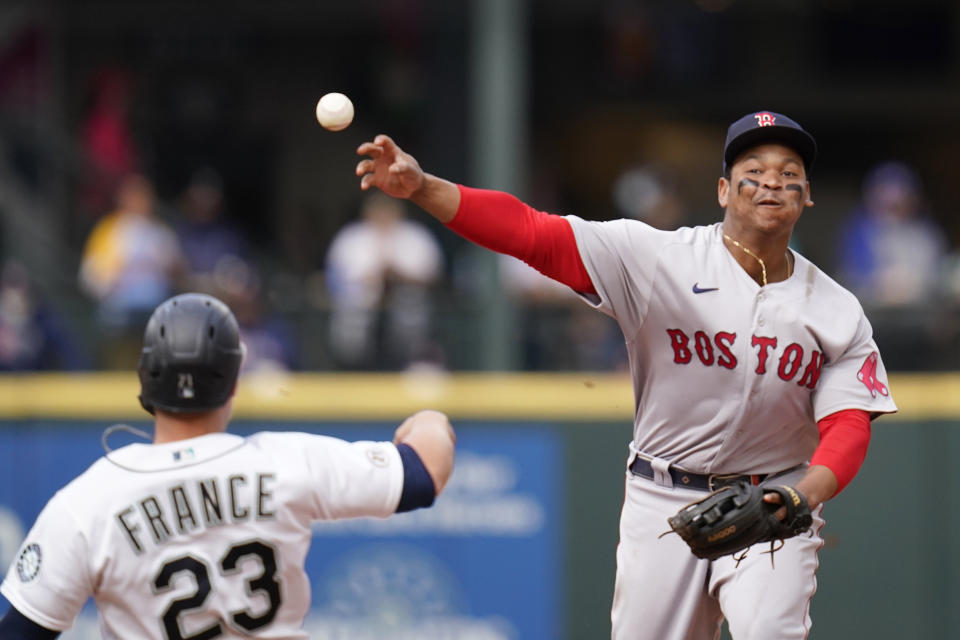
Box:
692, 283, 719, 294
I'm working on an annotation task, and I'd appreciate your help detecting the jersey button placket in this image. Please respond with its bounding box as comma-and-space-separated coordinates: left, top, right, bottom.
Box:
749, 288, 766, 401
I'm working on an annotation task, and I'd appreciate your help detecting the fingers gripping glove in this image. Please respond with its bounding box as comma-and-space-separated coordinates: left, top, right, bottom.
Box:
665, 482, 813, 563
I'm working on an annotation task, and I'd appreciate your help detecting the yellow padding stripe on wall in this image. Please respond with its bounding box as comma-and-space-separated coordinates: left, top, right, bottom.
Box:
0, 372, 954, 421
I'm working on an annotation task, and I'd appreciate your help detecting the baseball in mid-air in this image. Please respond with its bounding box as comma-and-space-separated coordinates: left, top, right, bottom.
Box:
315, 92, 354, 131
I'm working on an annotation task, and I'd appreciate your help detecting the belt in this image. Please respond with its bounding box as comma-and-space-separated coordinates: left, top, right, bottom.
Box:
628, 456, 766, 492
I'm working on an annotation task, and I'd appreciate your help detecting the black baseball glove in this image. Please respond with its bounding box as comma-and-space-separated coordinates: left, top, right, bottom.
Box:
665, 481, 813, 563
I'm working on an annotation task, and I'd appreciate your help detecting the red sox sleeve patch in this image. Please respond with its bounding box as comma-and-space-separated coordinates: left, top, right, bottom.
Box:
857, 352, 889, 397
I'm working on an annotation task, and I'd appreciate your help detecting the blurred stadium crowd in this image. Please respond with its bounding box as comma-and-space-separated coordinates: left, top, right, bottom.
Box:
0, 0, 958, 373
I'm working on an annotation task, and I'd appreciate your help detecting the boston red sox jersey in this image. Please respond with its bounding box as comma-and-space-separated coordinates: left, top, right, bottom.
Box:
566, 217, 897, 474
1, 431, 404, 639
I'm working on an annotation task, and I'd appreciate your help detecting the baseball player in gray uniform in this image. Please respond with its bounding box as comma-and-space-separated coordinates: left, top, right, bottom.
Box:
0, 293, 456, 639
353, 111, 897, 639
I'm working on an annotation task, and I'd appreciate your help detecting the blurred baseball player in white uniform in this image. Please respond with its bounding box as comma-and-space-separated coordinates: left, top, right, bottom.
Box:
0, 293, 456, 639
353, 111, 896, 639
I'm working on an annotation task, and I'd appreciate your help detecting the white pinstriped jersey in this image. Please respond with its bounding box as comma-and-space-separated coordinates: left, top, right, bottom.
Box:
1, 431, 404, 639
566, 218, 897, 474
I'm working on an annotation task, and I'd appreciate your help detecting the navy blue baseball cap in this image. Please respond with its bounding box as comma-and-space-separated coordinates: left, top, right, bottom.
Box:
722, 111, 817, 176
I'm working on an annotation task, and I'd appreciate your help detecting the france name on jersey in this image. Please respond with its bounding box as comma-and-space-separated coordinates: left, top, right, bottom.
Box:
566, 217, 897, 475
1, 431, 404, 639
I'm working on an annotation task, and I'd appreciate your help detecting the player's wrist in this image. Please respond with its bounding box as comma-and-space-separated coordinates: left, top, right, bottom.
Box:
410, 174, 459, 223
794, 466, 838, 509
406, 167, 428, 199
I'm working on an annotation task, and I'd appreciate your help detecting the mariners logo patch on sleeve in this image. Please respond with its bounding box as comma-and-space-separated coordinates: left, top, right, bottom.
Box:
16, 543, 42, 582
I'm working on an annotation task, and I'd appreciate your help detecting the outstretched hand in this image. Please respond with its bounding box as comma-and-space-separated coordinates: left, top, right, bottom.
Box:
392, 413, 417, 445
356, 134, 425, 199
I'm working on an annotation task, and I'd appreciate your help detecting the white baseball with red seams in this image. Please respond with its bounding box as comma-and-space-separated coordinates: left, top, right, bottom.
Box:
315, 92, 354, 131
566, 217, 896, 639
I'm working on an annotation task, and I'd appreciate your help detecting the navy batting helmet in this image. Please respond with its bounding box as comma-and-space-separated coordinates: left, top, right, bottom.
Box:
137, 293, 244, 415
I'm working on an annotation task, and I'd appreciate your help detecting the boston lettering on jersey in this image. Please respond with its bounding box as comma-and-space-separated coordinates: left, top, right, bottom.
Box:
114, 473, 276, 554
666, 329, 823, 388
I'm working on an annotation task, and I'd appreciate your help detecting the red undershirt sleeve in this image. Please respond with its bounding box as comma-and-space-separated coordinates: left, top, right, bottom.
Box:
445, 185, 596, 295
809, 408, 872, 496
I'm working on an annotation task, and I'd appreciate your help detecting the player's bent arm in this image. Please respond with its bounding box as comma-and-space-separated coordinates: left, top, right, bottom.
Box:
809, 408, 871, 498
793, 465, 838, 512
792, 408, 872, 510
0, 606, 60, 640
356, 135, 460, 223
394, 410, 456, 495
410, 173, 461, 224
446, 186, 594, 293
356, 135, 594, 293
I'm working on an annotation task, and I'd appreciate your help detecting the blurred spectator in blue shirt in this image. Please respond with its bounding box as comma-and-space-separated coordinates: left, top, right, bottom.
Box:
0, 260, 87, 370
836, 161, 947, 306
174, 167, 248, 293
79, 174, 187, 367
214, 256, 298, 374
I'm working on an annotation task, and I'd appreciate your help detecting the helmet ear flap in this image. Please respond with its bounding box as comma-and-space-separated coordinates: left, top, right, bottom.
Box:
138, 394, 157, 415
137, 347, 157, 415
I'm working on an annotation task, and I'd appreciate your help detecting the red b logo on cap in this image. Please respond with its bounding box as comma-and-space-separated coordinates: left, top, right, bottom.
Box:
754, 112, 776, 127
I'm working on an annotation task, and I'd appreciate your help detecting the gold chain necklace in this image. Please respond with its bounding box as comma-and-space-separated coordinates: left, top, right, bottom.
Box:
723, 233, 792, 286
